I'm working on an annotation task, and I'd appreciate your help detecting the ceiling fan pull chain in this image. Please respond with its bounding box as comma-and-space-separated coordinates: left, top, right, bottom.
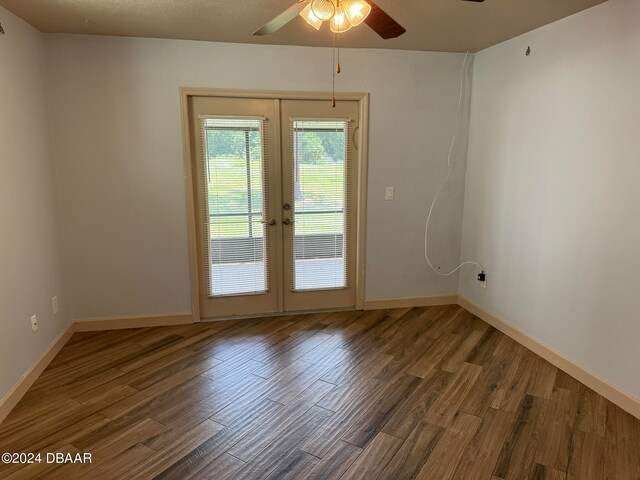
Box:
332, 32, 337, 108
336, 29, 341, 74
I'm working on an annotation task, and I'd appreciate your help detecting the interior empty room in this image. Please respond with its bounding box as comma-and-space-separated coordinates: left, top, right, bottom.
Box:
1, 0, 639, 478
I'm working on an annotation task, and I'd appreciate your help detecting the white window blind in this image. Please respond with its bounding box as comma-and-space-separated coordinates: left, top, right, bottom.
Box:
199, 116, 270, 297
290, 119, 351, 291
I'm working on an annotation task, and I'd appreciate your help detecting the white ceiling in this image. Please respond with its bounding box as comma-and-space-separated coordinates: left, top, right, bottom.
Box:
0, 0, 607, 53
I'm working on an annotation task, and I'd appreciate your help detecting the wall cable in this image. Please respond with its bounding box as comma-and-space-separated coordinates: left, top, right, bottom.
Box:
424, 52, 485, 277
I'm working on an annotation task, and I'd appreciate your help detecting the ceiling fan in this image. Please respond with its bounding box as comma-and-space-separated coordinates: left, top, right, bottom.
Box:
254, 0, 483, 107
254, 0, 406, 39
254, 0, 485, 40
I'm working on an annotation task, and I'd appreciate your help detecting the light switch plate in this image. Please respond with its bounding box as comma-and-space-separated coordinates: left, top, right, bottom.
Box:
385, 187, 394, 201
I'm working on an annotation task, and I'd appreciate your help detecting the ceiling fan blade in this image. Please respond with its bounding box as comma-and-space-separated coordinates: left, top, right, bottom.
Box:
253, 1, 307, 36
364, 0, 406, 40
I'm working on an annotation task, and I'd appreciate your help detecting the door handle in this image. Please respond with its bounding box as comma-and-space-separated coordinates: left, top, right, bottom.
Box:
262, 219, 277, 226
283, 218, 292, 226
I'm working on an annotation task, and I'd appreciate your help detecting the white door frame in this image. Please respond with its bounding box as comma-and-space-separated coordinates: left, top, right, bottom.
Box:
180, 88, 370, 321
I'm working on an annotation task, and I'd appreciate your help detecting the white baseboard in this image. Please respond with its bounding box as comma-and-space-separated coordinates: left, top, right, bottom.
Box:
363, 295, 458, 310
0, 322, 76, 424
458, 296, 640, 420
3, 301, 638, 425
74, 313, 194, 332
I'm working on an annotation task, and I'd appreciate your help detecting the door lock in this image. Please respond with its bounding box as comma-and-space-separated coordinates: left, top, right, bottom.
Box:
283, 203, 291, 211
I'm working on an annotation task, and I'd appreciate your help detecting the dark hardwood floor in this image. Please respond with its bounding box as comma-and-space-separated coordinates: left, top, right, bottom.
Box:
0, 306, 638, 479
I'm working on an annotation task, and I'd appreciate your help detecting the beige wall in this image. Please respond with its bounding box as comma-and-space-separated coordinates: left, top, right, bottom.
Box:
460, 0, 640, 398
44, 36, 471, 319
0, 7, 69, 400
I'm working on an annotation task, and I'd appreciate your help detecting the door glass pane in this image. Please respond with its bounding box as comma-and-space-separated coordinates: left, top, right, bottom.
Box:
291, 120, 348, 291
202, 117, 268, 296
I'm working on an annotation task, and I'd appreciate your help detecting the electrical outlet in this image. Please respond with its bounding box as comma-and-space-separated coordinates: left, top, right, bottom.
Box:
52, 296, 59, 315
478, 272, 487, 288
30, 315, 38, 332
385, 187, 394, 201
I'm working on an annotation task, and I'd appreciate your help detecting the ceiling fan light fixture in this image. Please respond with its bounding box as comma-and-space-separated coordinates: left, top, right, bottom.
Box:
342, 0, 371, 27
329, 2, 352, 33
299, 3, 323, 30
311, 0, 336, 21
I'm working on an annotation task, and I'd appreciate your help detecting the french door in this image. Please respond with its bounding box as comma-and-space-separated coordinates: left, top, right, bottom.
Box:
189, 95, 360, 318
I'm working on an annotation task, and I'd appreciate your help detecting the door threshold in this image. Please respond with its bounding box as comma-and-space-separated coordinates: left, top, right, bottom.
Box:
200, 306, 357, 323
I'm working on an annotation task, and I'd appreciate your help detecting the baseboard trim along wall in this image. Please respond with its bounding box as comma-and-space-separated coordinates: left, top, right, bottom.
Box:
0, 322, 76, 424
3, 300, 639, 424
74, 313, 194, 332
363, 295, 458, 310
458, 296, 640, 420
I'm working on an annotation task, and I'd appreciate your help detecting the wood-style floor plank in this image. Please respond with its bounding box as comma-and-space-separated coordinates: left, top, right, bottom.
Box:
299, 378, 389, 458
192, 453, 246, 480
460, 354, 511, 417
127, 419, 225, 478
576, 385, 607, 437
494, 395, 548, 480
406, 332, 459, 378
414, 412, 483, 479
491, 352, 537, 413
228, 380, 335, 462
341, 373, 421, 447
603, 400, 640, 480
526, 357, 558, 400
381, 369, 452, 439
377, 421, 443, 480
534, 388, 579, 471
530, 463, 567, 480
0, 306, 638, 480
303, 441, 362, 480
565, 430, 605, 480
451, 408, 514, 479
339, 432, 402, 480
232, 406, 333, 480
423, 361, 483, 427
